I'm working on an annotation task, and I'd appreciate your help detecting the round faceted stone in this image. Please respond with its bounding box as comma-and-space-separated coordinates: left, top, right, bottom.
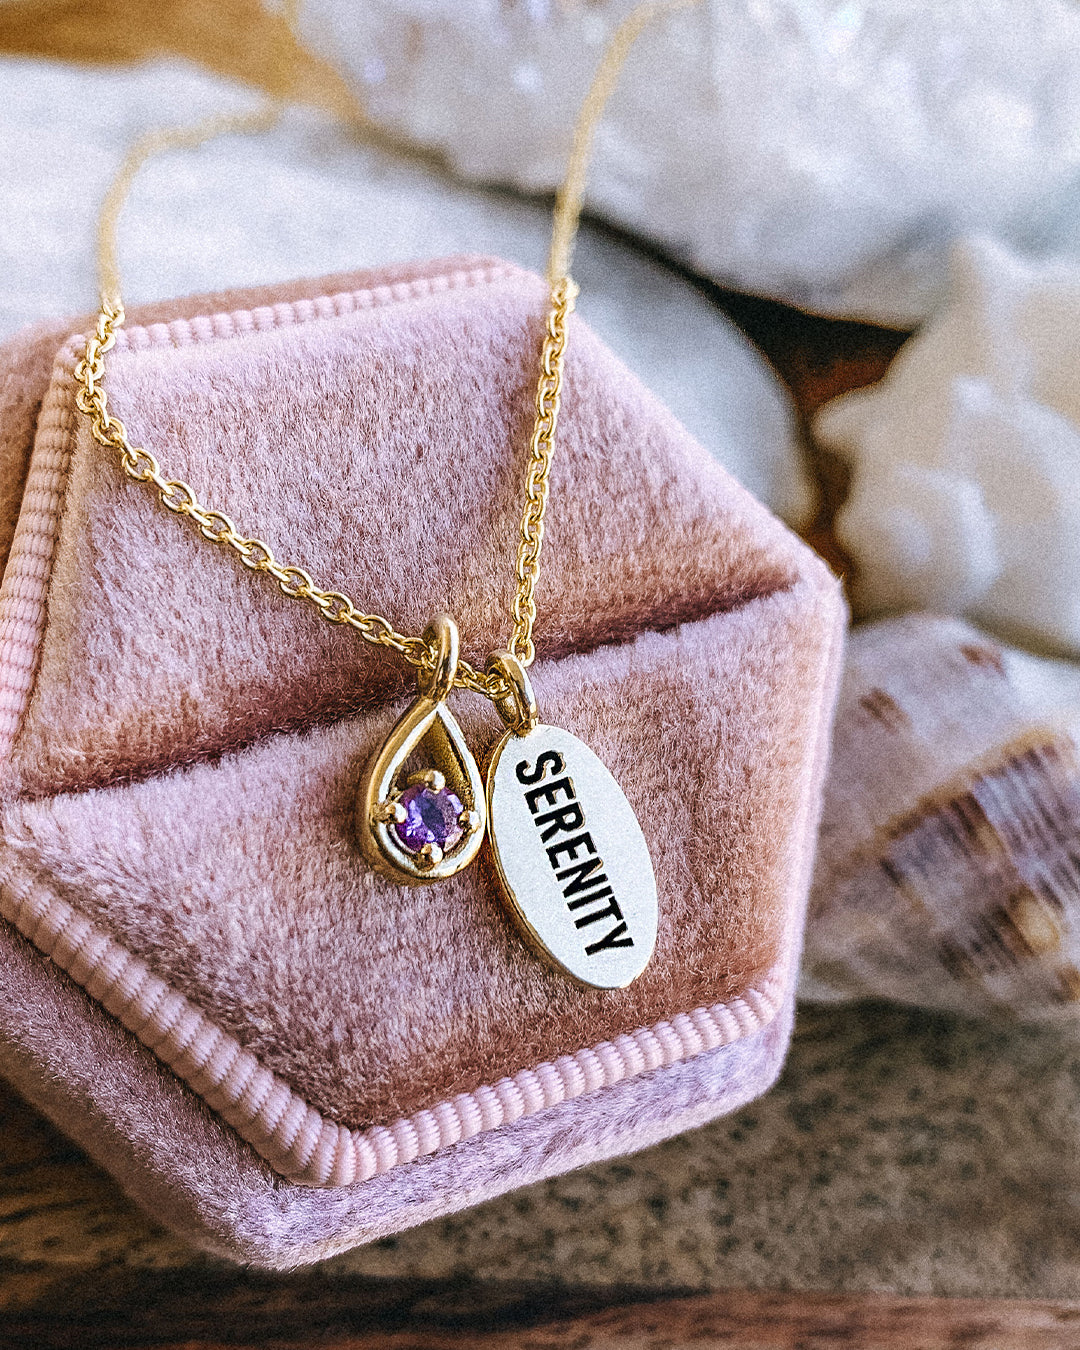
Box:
394, 782, 466, 855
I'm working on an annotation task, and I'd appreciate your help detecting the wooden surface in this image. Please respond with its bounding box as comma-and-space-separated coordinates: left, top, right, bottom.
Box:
0, 0, 360, 119
4, 993, 1080, 1344
2, 1273, 1078, 1349
709, 274, 907, 577
8, 1062, 1073, 1348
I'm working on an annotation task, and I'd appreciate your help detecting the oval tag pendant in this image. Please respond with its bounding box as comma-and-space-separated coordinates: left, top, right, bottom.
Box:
486, 723, 658, 989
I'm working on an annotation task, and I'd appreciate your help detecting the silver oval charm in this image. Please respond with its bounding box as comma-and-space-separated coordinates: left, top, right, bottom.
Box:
486, 723, 657, 989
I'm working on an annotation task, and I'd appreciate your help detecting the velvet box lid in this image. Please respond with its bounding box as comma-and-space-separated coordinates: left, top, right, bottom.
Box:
0, 257, 844, 1264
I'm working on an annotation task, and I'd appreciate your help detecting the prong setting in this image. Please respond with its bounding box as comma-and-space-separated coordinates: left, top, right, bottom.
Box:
373, 799, 407, 825
418, 842, 444, 869
408, 768, 446, 793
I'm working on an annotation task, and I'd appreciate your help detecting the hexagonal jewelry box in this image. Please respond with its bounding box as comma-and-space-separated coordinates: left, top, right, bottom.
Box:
0, 258, 844, 1265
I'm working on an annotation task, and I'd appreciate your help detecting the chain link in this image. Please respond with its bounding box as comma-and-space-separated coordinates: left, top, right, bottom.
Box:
509, 276, 576, 667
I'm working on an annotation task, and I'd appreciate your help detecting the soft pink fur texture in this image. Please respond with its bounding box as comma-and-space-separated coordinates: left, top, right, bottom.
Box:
0, 916, 794, 1266
0, 258, 490, 580
0, 257, 845, 1259
3, 602, 830, 1127
13, 264, 798, 796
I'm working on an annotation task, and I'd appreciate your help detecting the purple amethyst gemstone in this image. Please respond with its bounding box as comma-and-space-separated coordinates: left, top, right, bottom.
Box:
394, 782, 466, 855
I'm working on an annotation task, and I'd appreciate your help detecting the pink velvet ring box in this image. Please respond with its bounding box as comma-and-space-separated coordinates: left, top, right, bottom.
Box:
0, 257, 845, 1266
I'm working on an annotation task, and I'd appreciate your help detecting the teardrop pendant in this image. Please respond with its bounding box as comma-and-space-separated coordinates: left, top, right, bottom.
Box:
357, 614, 486, 883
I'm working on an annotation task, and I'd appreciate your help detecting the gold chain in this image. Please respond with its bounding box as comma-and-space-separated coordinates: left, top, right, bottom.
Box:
508, 273, 576, 668
76, 0, 699, 704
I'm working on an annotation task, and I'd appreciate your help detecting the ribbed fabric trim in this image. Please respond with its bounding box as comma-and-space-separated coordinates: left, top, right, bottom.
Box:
110, 263, 525, 356
0, 260, 784, 1186
0, 854, 783, 1186
0, 356, 78, 763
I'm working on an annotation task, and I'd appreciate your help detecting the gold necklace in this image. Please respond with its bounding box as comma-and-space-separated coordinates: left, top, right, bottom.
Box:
73, 0, 695, 988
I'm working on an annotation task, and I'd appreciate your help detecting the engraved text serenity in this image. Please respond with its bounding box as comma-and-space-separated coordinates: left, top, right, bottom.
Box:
486, 723, 658, 989
516, 750, 635, 958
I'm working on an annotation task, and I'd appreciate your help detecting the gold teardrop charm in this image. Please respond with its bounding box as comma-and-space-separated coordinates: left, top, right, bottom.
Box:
358, 614, 486, 884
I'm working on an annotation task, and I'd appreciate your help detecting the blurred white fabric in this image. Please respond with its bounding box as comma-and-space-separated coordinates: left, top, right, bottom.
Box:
0, 56, 812, 524
299, 0, 1080, 326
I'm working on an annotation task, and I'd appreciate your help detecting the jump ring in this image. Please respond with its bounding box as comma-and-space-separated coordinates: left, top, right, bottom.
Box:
485, 649, 538, 736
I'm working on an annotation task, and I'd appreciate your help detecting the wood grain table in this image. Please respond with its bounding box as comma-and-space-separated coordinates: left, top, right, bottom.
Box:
3, 1275, 1080, 1350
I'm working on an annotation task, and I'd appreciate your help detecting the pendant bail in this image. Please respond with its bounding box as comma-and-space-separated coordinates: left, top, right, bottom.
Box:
417, 613, 459, 703
485, 650, 538, 736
